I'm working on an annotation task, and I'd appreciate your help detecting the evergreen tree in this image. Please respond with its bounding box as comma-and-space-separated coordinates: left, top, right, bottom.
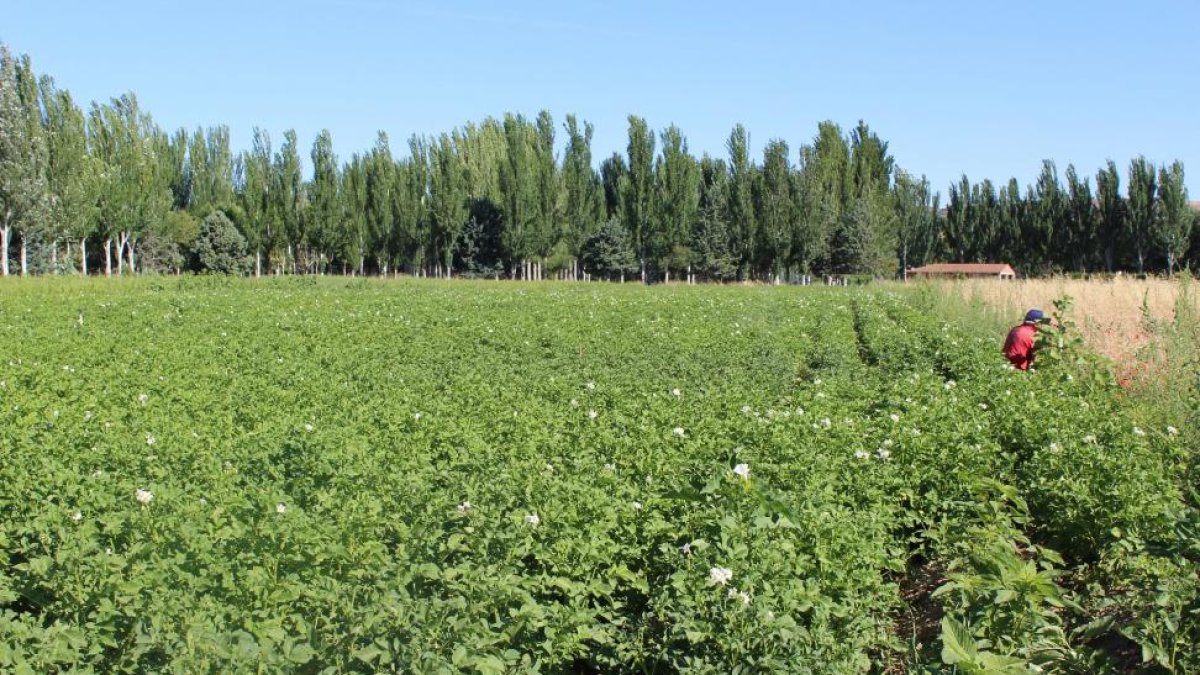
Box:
581, 218, 638, 281
193, 210, 248, 274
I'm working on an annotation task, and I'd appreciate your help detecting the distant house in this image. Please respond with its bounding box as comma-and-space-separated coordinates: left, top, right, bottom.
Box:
906, 263, 1017, 280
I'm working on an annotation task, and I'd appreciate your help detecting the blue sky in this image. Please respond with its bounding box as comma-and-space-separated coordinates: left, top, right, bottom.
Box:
5, 0, 1198, 195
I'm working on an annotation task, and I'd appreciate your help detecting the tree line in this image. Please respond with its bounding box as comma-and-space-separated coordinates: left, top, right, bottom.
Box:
1, 43, 1195, 280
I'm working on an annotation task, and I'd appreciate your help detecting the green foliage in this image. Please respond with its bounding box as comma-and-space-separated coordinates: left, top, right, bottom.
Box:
192, 211, 248, 274
3, 39, 1199, 279
581, 218, 638, 280
0, 280, 1195, 672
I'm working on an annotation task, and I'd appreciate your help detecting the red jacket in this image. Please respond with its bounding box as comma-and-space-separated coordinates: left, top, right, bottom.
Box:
1003, 323, 1037, 370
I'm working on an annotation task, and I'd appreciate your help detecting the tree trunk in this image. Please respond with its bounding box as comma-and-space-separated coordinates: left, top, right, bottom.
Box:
116, 232, 129, 275
255, 249, 262, 277
19, 235, 27, 276
80, 239, 87, 276
104, 238, 112, 276
127, 239, 136, 274
51, 240, 58, 273
0, 223, 8, 276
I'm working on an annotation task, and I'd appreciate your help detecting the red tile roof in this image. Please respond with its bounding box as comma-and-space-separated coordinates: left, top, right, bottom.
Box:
908, 263, 1016, 275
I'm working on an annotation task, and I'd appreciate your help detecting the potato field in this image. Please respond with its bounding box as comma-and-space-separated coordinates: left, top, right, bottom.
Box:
0, 279, 1191, 673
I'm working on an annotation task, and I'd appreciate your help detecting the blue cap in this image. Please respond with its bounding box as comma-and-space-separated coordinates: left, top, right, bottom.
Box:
1024, 309, 1044, 323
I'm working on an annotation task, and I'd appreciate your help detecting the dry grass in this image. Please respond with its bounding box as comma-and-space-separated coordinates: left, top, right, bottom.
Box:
921, 277, 1197, 369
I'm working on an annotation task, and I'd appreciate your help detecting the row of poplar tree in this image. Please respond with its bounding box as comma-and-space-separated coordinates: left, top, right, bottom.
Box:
1, 43, 1195, 280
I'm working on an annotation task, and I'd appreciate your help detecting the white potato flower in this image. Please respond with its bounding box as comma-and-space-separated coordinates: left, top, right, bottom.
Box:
135, 488, 153, 506
732, 463, 751, 479
709, 566, 733, 586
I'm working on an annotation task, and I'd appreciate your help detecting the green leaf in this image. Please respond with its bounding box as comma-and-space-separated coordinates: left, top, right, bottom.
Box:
940, 616, 977, 665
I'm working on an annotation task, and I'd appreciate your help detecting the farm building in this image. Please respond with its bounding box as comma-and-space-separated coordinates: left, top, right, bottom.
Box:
906, 263, 1017, 280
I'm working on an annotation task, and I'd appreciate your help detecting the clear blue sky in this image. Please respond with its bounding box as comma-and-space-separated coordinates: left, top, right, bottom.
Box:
5, 0, 1198, 196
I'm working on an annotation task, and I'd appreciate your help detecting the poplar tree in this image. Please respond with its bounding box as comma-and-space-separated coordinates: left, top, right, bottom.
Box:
1027, 161, 1062, 273
560, 115, 603, 277
308, 129, 340, 273
752, 139, 793, 280
1095, 160, 1125, 273
944, 176, 972, 262
1127, 157, 1157, 274
364, 132, 396, 274
428, 132, 468, 277
654, 124, 699, 281
500, 115, 537, 277
797, 122, 849, 272
0, 47, 49, 276
1157, 161, 1191, 274
691, 155, 737, 280
531, 110, 558, 277
272, 130, 304, 273
893, 170, 938, 278
237, 127, 273, 276
1062, 165, 1095, 271
725, 124, 755, 279
40, 79, 97, 273
623, 115, 655, 282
